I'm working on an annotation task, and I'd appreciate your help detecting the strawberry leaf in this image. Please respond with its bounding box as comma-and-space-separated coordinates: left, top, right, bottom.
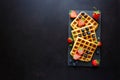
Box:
69, 10, 72, 14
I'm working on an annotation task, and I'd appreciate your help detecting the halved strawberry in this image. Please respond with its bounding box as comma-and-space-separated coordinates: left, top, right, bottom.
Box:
73, 53, 81, 60
77, 19, 85, 27
77, 47, 84, 55
69, 10, 77, 18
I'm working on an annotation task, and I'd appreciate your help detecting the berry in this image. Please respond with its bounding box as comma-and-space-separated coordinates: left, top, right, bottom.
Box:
97, 41, 102, 47
87, 31, 91, 35
69, 10, 77, 18
78, 19, 85, 27
67, 37, 73, 44
92, 10, 100, 20
77, 49, 84, 55
73, 54, 81, 60
92, 59, 100, 67
77, 47, 84, 55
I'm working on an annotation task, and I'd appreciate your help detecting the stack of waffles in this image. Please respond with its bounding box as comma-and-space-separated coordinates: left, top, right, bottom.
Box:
70, 11, 99, 62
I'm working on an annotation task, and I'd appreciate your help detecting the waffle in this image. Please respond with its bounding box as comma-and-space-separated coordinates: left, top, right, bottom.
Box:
70, 37, 97, 62
71, 25, 97, 43
70, 11, 98, 30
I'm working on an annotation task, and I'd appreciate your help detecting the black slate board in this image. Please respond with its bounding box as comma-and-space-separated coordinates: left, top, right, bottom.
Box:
68, 10, 101, 67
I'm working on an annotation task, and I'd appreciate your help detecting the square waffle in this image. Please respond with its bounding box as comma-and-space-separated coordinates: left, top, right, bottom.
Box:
71, 25, 97, 43
70, 11, 98, 30
70, 37, 97, 62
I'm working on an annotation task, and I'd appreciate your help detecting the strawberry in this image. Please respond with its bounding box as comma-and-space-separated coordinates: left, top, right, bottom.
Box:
92, 11, 100, 20
77, 47, 84, 55
97, 41, 102, 47
67, 37, 73, 44
92, 59, 100, 67
73, 53, 81, 60
69, 10, 77, 18
77, 19, 85, 27
92, 7, 100, 20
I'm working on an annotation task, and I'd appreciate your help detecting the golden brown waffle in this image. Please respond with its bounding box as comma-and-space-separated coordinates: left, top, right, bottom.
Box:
70, 37, 97, 62
71, 25, 97, 43
70, 11, 98, 30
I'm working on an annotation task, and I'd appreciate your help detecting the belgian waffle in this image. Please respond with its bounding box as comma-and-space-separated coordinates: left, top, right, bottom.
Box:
70, 37, 97, 62
71, 25, 97, 43
70, 11, 98, 30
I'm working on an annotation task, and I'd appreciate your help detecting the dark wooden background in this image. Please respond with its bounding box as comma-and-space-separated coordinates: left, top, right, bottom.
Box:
0, 0, 120, 80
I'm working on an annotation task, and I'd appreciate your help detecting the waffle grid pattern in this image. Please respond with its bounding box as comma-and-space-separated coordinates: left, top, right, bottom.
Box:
70, 11, 98, 30
70, 37, 97, 62
71, 25, 97, 43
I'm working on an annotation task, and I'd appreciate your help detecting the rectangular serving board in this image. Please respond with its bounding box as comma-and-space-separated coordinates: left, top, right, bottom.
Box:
68, 10, 101, 67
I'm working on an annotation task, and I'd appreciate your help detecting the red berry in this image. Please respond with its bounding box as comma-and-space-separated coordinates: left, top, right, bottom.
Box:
78, 50, 84, 55
73, 53, 81, 60
92, 59, 99, 67
69, 10, 77, 18
78, 19, 85, 27
67, 37, 73, 44
97, 41, 102, 47
92, 11, 100, 20
77, 47, 84, 55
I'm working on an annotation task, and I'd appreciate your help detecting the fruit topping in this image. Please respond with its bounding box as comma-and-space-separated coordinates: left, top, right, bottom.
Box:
77, 18, 85, 27
73, 53, 81, 60
92, 59, 100, 67
92, 7, 100, 20
67, 37, 73, 44
69, 10, 78, 18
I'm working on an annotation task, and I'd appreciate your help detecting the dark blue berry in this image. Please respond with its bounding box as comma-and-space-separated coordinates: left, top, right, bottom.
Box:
87, 31, 91, 35
81, 29, 84, 32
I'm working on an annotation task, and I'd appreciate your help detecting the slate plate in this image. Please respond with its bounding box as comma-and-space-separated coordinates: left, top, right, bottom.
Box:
68, 10, 101, 67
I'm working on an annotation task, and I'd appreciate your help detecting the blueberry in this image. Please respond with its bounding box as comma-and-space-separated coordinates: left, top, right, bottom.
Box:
96, 51, 100, 55
69, 59, 73, 63
87, 31, 91, 35
81, 29, 84, 32
75, 61, 78, 64
83, 53, 87, 58
98, 37, 100, 40
73, 63, 76, 66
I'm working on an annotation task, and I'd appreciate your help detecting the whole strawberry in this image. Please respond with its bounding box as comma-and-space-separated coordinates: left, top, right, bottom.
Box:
69, 10, 77, 18
67, 37, 73, 44
92, 11, 100, 20
92, 7, 100, 20
92, 59, 100, 67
